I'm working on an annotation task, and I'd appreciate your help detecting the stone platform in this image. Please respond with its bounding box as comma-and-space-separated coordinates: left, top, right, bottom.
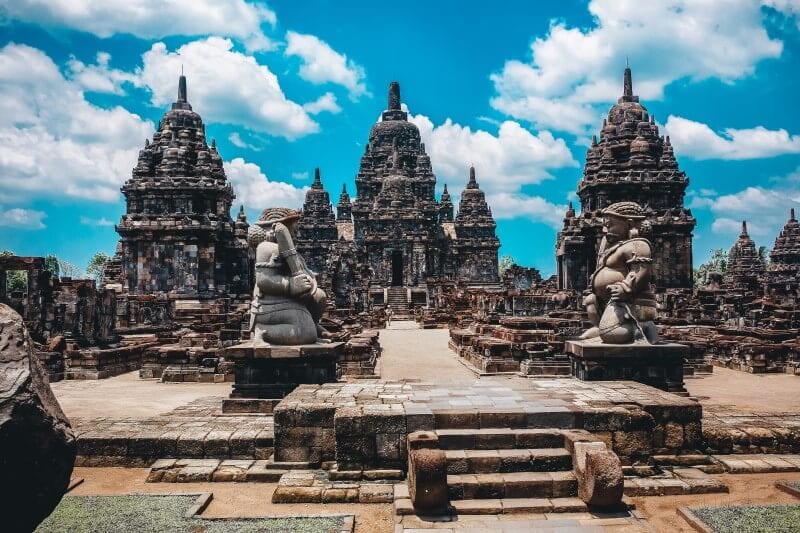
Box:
223, 340, 344, 413
566, 340, 688, 394
273, 378, 701, 468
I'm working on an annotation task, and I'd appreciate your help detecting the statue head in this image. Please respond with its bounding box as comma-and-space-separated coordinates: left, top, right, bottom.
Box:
248, 207, 302, 249
602, 201, 645, 242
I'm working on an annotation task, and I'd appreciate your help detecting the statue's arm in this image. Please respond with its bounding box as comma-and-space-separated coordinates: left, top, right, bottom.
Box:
255, 242, 290, 297
610, 240, 653, 301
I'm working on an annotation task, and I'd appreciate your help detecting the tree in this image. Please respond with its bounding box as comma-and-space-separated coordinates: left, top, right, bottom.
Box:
498, 255, 515, 276
44, 254, 60, 277
86, 252, 112, 284
758, 246, 770, 267
694, 248, 728, 288
0, 250, 27, 292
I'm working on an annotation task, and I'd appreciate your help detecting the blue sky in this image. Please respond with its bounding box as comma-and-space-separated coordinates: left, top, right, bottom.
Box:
0, 0, 799, 277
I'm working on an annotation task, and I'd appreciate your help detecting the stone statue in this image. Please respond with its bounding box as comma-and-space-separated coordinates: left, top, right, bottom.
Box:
580, 201, 658, 344
248, 208, 328, 345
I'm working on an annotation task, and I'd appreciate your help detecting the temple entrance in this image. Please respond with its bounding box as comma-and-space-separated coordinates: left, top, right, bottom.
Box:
391, 250, 403, 286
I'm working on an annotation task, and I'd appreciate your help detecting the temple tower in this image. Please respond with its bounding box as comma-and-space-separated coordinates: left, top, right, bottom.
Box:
296, 168, 338, 282
556, 66, 695, 290
113, 74, 250, 297
765, 208, 800, 302
723, 221, 766, 292
452, 167, 500, 284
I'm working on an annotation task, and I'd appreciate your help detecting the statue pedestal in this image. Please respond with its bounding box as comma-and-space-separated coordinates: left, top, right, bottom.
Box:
221, 341, 344, 413
565, 340, 687, 394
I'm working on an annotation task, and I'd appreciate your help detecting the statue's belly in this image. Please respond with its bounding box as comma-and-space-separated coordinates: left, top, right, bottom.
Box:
593, 267, 625, 297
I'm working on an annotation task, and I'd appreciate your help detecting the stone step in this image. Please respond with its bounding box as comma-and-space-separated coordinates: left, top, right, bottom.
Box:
445, 448, 573, 474
435, 428, 564, 450
448, 496, 588, 515
447, 471, 578, 500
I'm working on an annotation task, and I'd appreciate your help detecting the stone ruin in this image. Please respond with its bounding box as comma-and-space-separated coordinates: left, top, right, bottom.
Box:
294, 82, 501, 318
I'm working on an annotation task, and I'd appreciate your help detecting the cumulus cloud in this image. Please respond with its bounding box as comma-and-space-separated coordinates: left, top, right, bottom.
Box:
0, 0, 277, 51
0, 43, 153, 203
0, 206, 46, 229
404, 111, 576, 227
664, 116, 800, 160
140, 38, 318, 140
285, 31, 368, 100
693, 183, 800, 240
67, 52, 142, 95
225, 158, 308, 209
491, 0, 784, 134
303, 92, 341, 115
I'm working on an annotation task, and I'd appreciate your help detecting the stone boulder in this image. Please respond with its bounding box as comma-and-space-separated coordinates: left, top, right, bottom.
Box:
0, 303, 76, 531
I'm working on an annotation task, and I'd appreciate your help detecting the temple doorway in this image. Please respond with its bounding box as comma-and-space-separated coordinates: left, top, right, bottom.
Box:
391, 250, 403, 286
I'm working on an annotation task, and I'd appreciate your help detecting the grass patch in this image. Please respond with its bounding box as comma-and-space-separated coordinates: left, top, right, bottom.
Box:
37, 495, 347, 533
692, 504, 800, 533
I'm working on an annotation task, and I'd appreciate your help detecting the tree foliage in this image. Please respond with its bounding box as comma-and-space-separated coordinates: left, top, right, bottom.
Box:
0, 250, 27, 292
498, 255, 515, 276
86, 252, 111, 283
44, 254, 60, 277
694, 248, 728, 288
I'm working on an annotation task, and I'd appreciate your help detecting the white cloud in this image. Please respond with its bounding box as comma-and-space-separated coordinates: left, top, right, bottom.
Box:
228, 132, 262, 151
303, 92, 341, 115
285, 31, 368, 100
0, 43, 153, 203
693, 184, 800, 240
140, 38, 318, 140
487, 193, 566, 229
225, 158, 308, 209
0, 206, 46, 229
291, 171, 309, 181
491, 0, 784, 134
1, 0, 277, 51
403, 111, 576, 227
665, 115, 800, 160
80, 216, 115, 226
408, 113, 577, 193
66, 52, 142, 95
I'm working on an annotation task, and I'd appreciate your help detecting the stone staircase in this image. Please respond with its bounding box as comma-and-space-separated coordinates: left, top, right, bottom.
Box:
431, 427, 596, 515
386, 287, 409, 316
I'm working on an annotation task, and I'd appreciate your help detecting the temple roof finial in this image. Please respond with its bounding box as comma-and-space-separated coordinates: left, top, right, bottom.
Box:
467, 166, 478, 189
388, 81, 401, 110
623, 65, 633, 99
178, 72, 187, 103
443, 183, 449, 193
791, 208, 796, 221
313, 167, 322, 187
741, 220, 748, 236
341, 183, 347, 194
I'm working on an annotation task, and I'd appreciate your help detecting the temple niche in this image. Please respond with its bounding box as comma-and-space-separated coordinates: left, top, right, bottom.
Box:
295, 81, 500, 313
108, 74, 250, 300
556, 66, 695, 291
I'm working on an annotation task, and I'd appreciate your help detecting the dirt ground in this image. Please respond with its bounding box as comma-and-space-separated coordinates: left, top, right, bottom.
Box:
685, 367, 800, 413
51, 371, 231, 418
632, 472, 800, 532
379, 321, 475, 382
68, 467, 394, 533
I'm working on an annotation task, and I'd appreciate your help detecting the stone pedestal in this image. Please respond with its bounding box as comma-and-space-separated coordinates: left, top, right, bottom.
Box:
565, 340, 687, 393
222, 341, 344, 413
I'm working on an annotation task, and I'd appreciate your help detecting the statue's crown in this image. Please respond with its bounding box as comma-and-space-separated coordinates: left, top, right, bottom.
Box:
603, 201, 645, 220
256, 207, 301, 227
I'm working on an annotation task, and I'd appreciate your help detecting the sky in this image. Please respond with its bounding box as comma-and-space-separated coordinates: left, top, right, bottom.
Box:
0, 0, 799, 277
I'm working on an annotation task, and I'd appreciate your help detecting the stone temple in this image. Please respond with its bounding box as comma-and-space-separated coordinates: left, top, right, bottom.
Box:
105, 75, 251, 299
556, 67, 696, 290
296, 82, 500, 312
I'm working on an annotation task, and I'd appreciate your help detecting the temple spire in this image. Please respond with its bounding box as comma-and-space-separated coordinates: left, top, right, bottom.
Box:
791, 208, 796, 221
467, 166, 478, 189
741, 220, 749, 236
623, 66, 633, 99
178, 73, 187, 103
388, 81, 401, 110
312, 167, 322, 189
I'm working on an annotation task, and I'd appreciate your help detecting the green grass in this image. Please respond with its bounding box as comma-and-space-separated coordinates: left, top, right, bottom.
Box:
37, 495, 348, 533
692, 504, 800, 533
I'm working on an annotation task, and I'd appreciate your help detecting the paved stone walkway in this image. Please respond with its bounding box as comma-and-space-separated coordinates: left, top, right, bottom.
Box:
379, 321, 474, 382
